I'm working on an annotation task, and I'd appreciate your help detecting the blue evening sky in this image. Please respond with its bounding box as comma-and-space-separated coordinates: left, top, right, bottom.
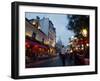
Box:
25, 12, 74, 46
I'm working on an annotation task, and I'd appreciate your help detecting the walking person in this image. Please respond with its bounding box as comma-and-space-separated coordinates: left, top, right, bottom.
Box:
60, 45, 66, 66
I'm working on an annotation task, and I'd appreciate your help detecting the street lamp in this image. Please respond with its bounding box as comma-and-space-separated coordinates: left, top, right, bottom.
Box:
81, 29, 87, 37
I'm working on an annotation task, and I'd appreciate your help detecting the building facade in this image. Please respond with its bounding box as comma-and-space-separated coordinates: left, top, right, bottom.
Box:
39, 17, 56, 55
25, 17, 56, 57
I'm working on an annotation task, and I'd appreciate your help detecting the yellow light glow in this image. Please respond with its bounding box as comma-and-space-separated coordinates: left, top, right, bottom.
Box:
86, 43, 89, 46
82, 44, 84, 47
26, 33, 31, 37
38, 26, 41, 29
33, 22, 36, 25
70, 50, 73, 53
81, 47, 84, 50
81, 29, 87, 37
76, 47, 78, 50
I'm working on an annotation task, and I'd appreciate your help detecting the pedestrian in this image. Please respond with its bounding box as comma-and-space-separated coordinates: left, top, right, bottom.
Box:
60, 45, 66, 66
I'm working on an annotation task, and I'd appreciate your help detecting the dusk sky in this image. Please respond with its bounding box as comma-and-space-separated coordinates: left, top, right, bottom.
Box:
25, 12, 75, 46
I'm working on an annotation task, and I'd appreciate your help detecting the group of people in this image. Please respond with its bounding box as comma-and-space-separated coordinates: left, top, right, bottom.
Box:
59, 46, 68, 66
59, 45, 89, 66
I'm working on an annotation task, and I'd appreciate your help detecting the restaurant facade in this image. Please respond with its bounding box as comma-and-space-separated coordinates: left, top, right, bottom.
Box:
25, 17, 56, 60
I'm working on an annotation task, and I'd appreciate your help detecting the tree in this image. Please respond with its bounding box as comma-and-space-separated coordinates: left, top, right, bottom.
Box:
66, 15, 89, 38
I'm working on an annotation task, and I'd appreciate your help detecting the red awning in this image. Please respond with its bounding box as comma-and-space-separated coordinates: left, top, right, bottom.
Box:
26, 39, 48, 49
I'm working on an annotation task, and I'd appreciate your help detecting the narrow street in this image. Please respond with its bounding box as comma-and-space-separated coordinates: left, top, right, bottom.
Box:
26, 54, 75, 68
25, 14, 89, 68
